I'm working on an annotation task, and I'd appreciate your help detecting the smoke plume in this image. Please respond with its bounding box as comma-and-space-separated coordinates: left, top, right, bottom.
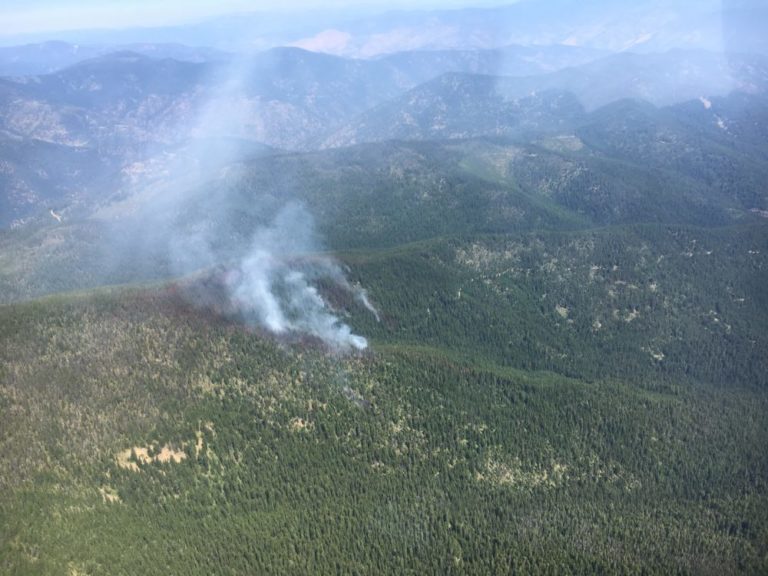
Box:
226, 203, 369, 351
100, 55, 374, 352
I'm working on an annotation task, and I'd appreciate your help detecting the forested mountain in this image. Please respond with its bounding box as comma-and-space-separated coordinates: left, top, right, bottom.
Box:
326, 51, 768, 146
2, 283, 767, 574
2, 2, 768, 572
322, 77, 586, 147
512, 50, 768, 109
3, 47, 767, 227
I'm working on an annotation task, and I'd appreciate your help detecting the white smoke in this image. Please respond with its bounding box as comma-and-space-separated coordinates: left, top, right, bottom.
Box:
355, 287, 380, 322
225, 203, 369, 351
98, 55, 374, 353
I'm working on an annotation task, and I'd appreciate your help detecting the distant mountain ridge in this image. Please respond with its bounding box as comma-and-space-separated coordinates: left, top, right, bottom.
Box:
3, 47, 764, 149
0, 41, 228, 76
1, 46, 767, 226
5, 0, 761, 56
321, 76, 587, 147
323, 50, 768, 146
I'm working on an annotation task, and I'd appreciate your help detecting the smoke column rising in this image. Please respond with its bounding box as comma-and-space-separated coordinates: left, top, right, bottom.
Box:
226, 203, 369, 351
187, 57, 372, 351
103, 55, 374, 351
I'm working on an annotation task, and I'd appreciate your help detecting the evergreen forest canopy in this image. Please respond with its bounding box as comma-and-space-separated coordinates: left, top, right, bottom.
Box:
1, 1, 768, 573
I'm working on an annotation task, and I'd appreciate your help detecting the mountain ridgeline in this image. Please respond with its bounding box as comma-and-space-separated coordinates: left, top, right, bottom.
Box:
1, 30, 768, 576
1, 47, 767, 227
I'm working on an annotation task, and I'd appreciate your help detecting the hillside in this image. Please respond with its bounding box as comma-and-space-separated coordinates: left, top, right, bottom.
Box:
2, 135, 768, 574
2, 3, 768, 571
3, 48, 767, 226
4, 120, 768, 304
1, 284, 767, 574
325, 59, 768, 147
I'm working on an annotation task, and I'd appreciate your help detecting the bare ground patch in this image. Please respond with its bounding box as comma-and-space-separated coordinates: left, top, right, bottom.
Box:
116, 443, 187, 471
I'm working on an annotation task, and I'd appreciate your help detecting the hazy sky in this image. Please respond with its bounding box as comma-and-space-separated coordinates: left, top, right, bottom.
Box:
0, 0, 508, 36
